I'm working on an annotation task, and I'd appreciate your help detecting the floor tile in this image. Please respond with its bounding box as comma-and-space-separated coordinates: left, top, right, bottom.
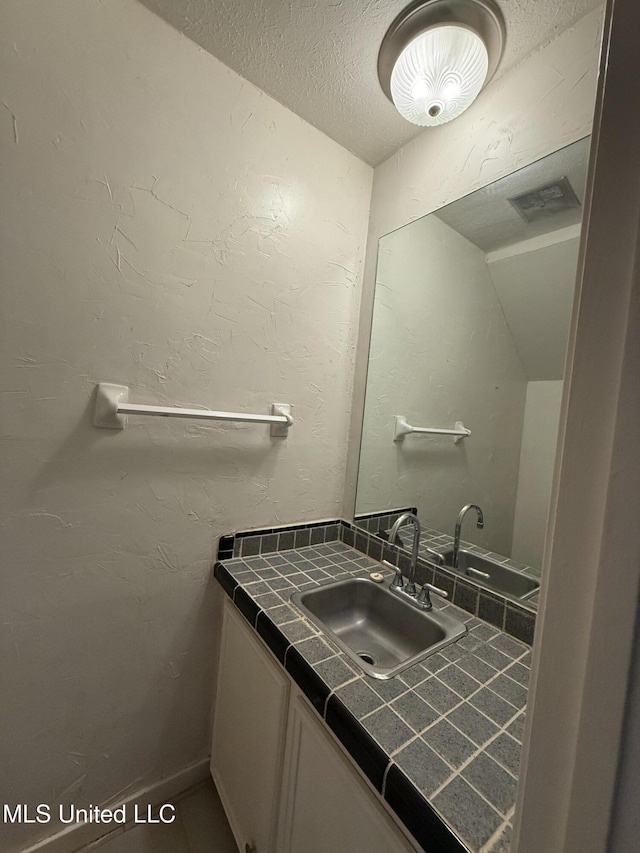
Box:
85, 781, 235, 853
179, 781, 237, 853
89, 816, 189, 853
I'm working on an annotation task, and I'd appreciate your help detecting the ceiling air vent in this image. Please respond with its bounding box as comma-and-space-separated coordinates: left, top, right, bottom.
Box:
508, 176, 581, 223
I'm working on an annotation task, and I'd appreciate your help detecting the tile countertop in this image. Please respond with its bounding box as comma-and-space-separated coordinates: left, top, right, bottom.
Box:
214, 540, 530, 853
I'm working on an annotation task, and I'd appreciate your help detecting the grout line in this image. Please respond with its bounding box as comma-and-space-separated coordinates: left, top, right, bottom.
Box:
379, 653, 526, 765
481, 817, 512, 853
381, 762, 392, 798
227, 550, 530, 794
322, 689, 333, 719
423, 701, 523, 808
363, 670, 506, 758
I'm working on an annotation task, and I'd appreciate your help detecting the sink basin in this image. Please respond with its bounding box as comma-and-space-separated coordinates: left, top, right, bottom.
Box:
290, 577, 467, 679
439, 549, 540, 601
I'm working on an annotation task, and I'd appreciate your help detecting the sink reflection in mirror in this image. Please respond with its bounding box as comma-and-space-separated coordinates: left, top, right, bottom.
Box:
291, 576, 467, 680
355, 137, 591, 610
439, 549, 540, 601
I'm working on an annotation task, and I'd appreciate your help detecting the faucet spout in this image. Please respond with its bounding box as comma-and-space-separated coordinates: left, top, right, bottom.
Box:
389, 512, 421, 596
452, 504, 484, 569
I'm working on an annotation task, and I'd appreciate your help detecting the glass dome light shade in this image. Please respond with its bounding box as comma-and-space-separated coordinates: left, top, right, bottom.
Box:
390, 25, 489, 126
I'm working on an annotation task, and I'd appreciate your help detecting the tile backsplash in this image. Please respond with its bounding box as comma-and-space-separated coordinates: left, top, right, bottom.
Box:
217, 519, 536, 646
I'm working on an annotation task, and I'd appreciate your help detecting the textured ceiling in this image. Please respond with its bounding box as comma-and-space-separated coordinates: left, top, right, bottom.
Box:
138, 0, 603, 166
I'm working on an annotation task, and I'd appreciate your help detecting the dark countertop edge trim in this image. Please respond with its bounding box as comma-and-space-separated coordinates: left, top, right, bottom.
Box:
385, 764, 468, 853
213, 560, 472, 853
284, 646, 331, 715
213, 561, 238, 597
325, 694, 389, 793
225, 518, 343, 540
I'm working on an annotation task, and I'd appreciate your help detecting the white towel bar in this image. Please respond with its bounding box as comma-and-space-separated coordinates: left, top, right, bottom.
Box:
393, 415, 470, 444
93, 383, 292, 437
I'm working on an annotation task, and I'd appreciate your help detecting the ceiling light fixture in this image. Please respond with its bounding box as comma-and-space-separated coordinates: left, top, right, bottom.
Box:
378, 0, 505, 127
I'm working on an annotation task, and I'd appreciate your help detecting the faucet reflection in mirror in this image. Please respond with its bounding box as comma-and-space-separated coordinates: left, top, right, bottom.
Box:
452, 503, 484, 568
355, 137, 591, 609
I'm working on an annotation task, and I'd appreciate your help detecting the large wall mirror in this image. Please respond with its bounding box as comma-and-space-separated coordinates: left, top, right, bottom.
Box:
355, 136, 590, 610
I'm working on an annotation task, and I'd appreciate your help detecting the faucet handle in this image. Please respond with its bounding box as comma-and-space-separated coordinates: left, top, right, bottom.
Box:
423, 582, 449, 600
382, 559, 404, 589
423, 547, 444, 566
416, 581, 449, 609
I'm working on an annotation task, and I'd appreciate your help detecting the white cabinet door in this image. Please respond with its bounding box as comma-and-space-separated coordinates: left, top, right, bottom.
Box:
211, 597, 290, 853
278, 691, 418, 853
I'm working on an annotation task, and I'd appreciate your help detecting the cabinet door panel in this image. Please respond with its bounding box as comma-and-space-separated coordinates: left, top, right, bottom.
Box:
211, 598, 289, 853
279, 692, 417, 853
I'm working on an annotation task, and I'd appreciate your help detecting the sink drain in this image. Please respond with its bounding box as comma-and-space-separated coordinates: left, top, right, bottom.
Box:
357, 652, 376, 665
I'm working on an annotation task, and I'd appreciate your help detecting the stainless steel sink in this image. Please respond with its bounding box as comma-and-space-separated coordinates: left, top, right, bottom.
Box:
439, 549, 540, 601
290, 577, 467, 680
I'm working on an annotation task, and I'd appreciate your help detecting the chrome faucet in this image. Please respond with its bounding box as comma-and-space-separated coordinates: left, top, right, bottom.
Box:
389, 512, 421, 596
452, 504, 484, 568
388, 512, 448, 610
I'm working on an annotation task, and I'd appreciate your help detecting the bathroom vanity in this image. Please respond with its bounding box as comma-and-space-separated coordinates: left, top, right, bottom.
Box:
210, 523, 529, 853
211, 594, 418, 853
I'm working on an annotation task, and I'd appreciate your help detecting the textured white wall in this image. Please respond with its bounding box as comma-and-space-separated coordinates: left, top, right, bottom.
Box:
345, 5, 603, 516
486, 232, 581, 381
0, 0, 371, 848
357, 216, 526, 556
511, 380, 564, 567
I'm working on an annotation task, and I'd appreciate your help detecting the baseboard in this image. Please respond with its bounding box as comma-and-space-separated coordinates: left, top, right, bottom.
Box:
16, 759, 210, 853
